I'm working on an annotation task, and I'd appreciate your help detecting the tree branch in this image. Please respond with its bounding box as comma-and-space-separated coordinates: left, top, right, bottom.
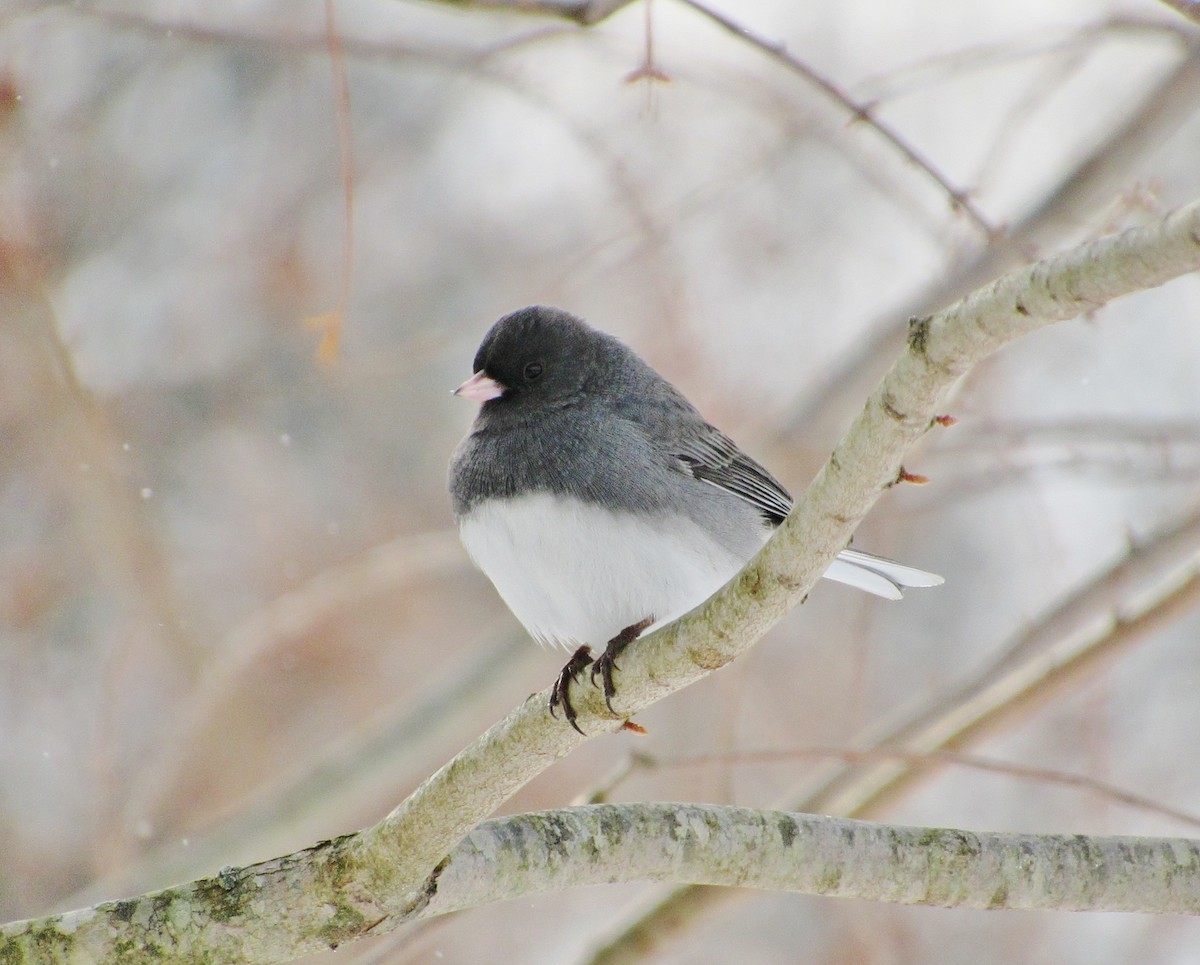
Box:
676, 0, 998, 238
780, 38, 1200, 449
3, 202, 1198, 963
8, 803, 1200, 964
628, 745, 1200, 832
805, 513, 1200, 819
428, 804, 1200, 916
403, 0, 637, 26
1158, 0, 1200, 26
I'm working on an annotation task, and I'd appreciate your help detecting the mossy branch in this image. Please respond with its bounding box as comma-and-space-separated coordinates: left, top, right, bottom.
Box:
426, 804, 1200, 916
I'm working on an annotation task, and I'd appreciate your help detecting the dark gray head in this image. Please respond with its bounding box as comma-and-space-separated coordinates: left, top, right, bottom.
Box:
455, 306, 624, 414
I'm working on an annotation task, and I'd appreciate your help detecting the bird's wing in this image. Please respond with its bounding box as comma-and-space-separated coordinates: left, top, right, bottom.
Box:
673, 424, 793, 526
599, 363, 793, 525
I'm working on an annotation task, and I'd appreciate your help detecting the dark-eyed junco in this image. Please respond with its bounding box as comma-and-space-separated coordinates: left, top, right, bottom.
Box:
449, 306, 942, 731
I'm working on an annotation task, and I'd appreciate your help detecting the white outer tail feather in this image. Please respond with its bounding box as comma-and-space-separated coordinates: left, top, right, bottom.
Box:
824, 548, 944, 600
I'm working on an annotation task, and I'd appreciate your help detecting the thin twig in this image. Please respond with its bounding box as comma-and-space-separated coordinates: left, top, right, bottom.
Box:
119, 532, 466, 843
779, 38, 1200, 447
397, 0, 637, 25
1158, 0, 1200, 26
644, 747, 1200, 831
676, 0, 998, 238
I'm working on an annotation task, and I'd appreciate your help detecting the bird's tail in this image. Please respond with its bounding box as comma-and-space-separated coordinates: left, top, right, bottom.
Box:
823, 548, 944, 600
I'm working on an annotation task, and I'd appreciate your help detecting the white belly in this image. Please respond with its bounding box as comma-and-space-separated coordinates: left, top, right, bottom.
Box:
459, 492, 763, 650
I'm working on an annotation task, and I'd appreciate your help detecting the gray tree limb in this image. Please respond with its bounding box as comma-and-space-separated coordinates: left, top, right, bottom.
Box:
1158, 0, 1200, 26
430, 804, 1200, 916
405, 0, 637, 25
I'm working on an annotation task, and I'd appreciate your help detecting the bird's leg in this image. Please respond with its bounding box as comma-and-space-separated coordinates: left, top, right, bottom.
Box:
549, 645, 594, 735
591, 616, 654, 714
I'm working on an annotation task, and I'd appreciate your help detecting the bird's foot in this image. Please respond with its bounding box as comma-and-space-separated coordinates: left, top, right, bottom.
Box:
590, 616, 654, 714
549, 645, 594, 735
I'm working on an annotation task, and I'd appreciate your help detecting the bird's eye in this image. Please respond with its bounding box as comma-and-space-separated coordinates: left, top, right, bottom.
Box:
524, 361, 544, 381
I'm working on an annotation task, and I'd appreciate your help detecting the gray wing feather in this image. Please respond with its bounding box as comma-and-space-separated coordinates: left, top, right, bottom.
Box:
674, 427, 793, 525
600, 364, 793, 525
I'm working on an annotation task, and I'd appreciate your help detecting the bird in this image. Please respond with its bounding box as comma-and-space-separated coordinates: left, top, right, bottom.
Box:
448, 306, 942, 732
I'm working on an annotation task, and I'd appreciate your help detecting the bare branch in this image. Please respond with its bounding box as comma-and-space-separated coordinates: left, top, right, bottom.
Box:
403, 0, 637, 26
640, 747, 1200, 832
780, 39, 1200, 448
807, 520, 1200, 819
676, 0, 998, 238
430, 804, 1200, 916
8, 804, 1200, 963
1158, 0, 1200, 26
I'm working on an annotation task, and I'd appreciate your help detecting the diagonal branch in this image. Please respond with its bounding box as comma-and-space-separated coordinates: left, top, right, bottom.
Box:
3, 202, 1198, 964
676, 0, 998, 237
806, 513, 1200, 819
1158, 0, 1200, 26
780, 38, 1200, 447
633, 745, 1200, 832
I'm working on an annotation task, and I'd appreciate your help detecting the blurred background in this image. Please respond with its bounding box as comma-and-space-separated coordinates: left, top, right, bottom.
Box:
2, 0, 1200, 961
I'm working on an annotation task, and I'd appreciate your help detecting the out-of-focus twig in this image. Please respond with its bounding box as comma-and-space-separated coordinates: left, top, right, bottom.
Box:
858, 16, 1193, 102
78, 5, 693, 362
677, 0, 998, 239
304, 0, 357, 365
66, 629, 534, 909
913, 417, 1200, 505
574, 751, 656, 805
119, 531, 467, 848
642, 746, 1200, 831
0, 247, 203, 873
1158, 0, 1200, 26
806, 551, 1200, 812
779, 38, 1200, 452
395, 0, 636, 25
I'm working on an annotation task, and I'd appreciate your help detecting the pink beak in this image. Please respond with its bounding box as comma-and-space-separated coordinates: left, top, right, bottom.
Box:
453, 370, 505, 402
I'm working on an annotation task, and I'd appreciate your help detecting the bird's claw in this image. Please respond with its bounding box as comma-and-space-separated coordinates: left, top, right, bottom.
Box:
549, 645, 593, 735
590, 650, 620, 714
590, 616, 654, 717
549, 617, 653, 731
